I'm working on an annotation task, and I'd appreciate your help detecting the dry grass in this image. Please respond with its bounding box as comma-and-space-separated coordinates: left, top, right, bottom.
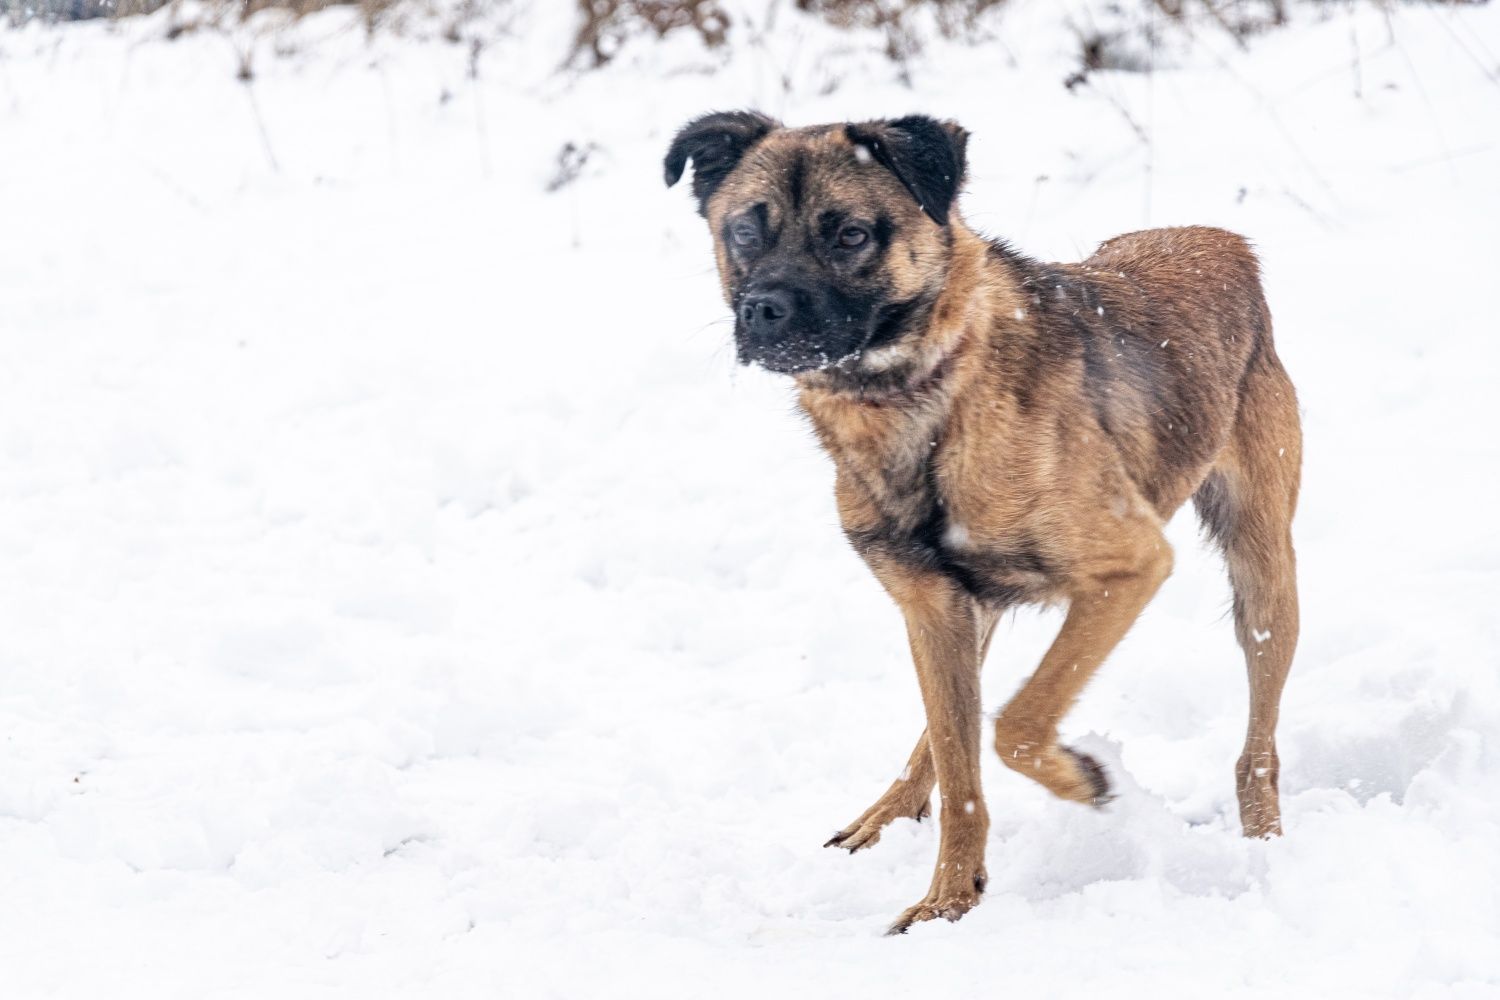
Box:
12, 0, 1462, 80
794, 0, 1006, 67
570, 0, 730, 68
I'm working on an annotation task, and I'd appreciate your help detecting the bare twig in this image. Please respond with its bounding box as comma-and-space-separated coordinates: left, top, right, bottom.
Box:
1390, 143, 1493, 174
239, 66, 281, 173
1422, 2, 1500, 92
1194, 43, 1342, 212
1280, 186, 1336, 232
1144, 0, 1156, 224
472, 72, 491, 179
1387, 13, 1457, 182
1348, 0, 1363, 100
1199, 0, 1249, 52
1017, 174, 1048, 242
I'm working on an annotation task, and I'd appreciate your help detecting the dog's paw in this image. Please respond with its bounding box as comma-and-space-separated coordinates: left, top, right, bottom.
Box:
1060, 745, 1114, 807
824, 797, 930, 854
885, 870, 986, 935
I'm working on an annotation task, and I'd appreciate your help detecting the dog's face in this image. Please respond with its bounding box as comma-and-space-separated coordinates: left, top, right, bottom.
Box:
665, 112, 968, 380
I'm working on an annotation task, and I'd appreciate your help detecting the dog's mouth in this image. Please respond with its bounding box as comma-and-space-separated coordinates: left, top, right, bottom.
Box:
742, 342, 863, 375
786, 299, 960, 404
738, 297, 929, 377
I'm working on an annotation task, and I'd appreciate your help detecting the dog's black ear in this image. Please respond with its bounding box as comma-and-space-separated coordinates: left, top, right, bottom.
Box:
845, 115, 969, 225
664, 110, 779, 216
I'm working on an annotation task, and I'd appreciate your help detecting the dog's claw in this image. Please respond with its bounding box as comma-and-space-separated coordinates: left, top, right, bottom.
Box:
824, 827, 877, 853
884, 866, 986, 935
824, 825, 880, 852
885, 897, 979, 935
1061, 746, 1115, 807
826, 795, 931, 854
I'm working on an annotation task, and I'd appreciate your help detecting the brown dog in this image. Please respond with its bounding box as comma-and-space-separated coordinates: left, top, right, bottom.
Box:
665, 112, 1301, 934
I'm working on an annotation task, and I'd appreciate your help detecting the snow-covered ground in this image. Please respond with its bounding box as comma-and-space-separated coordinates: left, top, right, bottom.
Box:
2, 1, 1499, 995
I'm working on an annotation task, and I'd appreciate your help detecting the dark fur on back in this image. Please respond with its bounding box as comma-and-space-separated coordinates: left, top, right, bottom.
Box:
987, 230, 1268, 513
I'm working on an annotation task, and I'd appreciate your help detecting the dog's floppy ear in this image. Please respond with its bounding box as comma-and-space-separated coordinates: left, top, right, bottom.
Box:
845, 115, 969, 226
664, 110, 779, 216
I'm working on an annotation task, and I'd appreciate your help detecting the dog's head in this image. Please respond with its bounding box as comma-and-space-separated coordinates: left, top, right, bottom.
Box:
665, 112, 968, 379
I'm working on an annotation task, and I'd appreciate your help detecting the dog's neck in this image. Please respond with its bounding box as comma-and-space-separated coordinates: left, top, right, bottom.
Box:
796, 219, 1015, 462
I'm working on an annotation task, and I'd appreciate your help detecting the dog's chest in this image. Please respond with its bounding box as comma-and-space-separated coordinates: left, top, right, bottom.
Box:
839, 419, 1054, 606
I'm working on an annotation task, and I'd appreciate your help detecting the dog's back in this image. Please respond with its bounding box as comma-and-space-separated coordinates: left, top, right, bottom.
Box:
987, 226, 1283, 520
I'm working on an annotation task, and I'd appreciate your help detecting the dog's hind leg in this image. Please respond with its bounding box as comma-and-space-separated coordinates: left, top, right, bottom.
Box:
993, 526, 1173, 805
1195, 355, 1302, 838
825, 607, 1001, 853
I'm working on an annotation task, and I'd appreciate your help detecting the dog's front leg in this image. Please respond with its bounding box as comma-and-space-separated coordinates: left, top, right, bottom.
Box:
879, 571, 988, 935
825, 607, 1002, 854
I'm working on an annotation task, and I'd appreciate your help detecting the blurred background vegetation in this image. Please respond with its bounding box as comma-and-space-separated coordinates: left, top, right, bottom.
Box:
0, 0, 1374, 45
2, 0, 1482, 83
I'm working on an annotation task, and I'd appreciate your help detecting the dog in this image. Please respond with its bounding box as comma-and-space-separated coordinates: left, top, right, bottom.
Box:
665, 111, 1302, 934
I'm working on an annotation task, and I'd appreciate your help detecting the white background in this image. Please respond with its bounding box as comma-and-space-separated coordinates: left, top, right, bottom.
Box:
2, 1, 1498, 995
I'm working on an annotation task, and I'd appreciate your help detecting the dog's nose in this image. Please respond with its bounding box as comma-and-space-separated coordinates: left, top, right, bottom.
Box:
739, 290, 793, 342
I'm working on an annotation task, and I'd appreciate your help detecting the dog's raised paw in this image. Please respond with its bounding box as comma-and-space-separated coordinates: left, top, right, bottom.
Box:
1062, 746, 1115, 807
823, 829, 861, 851
824, 824, 880, 853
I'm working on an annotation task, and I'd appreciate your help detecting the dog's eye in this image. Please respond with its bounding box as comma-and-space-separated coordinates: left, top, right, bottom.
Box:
837, 226, 869, 249
731, 223, 761, 249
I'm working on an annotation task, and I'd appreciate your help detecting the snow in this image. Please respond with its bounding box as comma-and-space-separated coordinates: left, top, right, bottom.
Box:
2, 1, 1500, 996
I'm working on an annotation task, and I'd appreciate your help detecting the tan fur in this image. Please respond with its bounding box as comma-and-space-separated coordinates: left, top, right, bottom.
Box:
682, 121, 1302, 934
